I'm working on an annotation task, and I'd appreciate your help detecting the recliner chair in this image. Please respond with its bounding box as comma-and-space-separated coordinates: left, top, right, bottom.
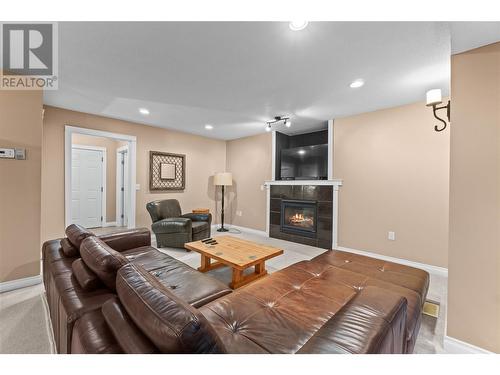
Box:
146, 199, 211, 248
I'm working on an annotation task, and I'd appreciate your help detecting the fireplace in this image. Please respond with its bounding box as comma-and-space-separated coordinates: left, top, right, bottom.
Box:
269, 184, 338, 249
281, 200, 317, 238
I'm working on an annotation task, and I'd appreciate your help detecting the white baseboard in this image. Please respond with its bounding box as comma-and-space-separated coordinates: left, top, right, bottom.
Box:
0, 275, 42, 293
444, 335, 493, 354
211, 224, 267, 237
103, 221, 117, 227
209, 225, 448, 277
335, 245, 448, 277
227, 224, 268, 237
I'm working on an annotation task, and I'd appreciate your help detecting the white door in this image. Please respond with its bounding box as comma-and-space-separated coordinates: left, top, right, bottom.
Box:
71, 147, 104, 228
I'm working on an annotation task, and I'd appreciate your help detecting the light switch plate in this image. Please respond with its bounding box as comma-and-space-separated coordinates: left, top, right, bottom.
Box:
388, 231, 396, 241
15, 148, 26, 160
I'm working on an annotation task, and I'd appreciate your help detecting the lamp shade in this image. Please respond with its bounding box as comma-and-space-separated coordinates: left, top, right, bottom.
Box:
214, 172, 233, 186
426, 89, 442, 106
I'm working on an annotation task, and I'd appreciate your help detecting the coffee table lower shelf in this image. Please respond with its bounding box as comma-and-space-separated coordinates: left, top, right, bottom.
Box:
197, 254, 268, 289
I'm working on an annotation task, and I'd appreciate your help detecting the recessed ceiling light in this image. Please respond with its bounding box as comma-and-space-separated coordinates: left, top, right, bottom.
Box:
139, 107, 150, 115
350, 79, 365, 88
204, 124, 213, 130
298, 149, 306, 155
289, 21, 308, 31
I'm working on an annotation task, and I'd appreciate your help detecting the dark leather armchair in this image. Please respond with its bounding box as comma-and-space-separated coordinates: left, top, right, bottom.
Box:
146, 199, 211, 248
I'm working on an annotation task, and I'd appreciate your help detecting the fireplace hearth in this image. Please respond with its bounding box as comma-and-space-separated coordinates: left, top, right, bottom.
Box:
281, 200, 317, 237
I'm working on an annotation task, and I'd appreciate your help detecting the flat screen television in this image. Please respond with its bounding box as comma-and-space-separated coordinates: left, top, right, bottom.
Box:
280, 144, 328, 180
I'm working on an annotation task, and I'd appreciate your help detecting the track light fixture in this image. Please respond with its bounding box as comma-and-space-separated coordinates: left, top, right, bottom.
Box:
265, 116, 291, 132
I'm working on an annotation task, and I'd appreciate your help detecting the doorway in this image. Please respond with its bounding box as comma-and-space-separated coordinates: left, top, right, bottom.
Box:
65, 126, 137, 229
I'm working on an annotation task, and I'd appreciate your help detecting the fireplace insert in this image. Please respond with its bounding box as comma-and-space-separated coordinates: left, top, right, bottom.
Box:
281, 200, 317, 237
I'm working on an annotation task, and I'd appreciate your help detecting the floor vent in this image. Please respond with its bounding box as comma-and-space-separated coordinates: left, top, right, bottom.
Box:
423, 300, 440, 318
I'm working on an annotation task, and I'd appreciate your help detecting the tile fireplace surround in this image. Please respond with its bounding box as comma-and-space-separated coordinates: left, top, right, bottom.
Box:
265, 180, 342, 249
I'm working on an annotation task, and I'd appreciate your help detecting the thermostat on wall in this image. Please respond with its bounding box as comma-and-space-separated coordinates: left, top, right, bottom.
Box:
0, 148, 15, 159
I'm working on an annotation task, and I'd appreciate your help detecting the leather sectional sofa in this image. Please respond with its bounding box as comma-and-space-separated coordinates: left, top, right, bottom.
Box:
42, 225, 231, 353
42, 225, 429, 354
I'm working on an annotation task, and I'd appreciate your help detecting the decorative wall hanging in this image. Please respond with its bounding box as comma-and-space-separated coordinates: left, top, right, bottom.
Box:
149, 151, 185, 191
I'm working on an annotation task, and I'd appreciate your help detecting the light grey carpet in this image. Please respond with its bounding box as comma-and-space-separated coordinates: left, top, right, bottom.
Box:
0, 285, 54, 354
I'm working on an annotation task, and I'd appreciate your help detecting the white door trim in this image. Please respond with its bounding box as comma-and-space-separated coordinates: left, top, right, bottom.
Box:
116, 145, 129, 227
72, 144, 107, 226
65, 125, 137, 229
327, 119, 334, 180
271, 130, 276, 181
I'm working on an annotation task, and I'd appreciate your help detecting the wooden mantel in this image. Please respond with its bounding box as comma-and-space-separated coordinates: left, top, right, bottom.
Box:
264, 179, 342, 188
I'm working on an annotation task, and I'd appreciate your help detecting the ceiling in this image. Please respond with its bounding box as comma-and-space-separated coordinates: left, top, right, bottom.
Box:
43, 22, 500, 140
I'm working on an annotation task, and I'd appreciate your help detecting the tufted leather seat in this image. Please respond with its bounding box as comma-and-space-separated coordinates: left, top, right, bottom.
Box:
309, 250, 429, 352
296, 286, 407, 354
311, 250, 429, 302
44, 226, 429, 354
200, 256, 428, 354
71, 257, 416, 354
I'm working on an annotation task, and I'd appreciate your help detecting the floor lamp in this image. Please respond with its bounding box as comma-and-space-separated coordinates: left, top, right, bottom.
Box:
214, 172, 232, 232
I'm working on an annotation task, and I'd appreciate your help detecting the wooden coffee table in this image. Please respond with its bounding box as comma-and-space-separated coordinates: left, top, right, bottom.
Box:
184, 236, 283, 289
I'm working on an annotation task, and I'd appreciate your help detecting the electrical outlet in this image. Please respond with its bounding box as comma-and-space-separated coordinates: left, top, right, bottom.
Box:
388, 231, 396, 241
236, 210, 243, 217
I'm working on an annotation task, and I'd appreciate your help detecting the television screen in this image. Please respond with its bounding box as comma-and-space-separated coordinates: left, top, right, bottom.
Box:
280, 144, 328, 180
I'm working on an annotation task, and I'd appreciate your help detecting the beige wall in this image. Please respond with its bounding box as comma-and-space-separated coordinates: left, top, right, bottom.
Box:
333, 100, 450, 267
225, 132, 272, 231
0, 90, 43, 282
447, 42, 500, 353
41, 106, 226, 241
72, 134, 127, 222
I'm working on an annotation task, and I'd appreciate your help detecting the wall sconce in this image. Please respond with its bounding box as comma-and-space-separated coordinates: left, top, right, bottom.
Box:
426, 89, 450, 132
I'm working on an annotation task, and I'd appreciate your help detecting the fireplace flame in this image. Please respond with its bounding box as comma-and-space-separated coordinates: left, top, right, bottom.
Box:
289, 213, 314, 225
290, 213, 305, 222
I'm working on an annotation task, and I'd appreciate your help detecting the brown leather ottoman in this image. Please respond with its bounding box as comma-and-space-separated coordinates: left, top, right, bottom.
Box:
310, 250, 430, 352
200, 260, 411, 354
311, 250, 429, 302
